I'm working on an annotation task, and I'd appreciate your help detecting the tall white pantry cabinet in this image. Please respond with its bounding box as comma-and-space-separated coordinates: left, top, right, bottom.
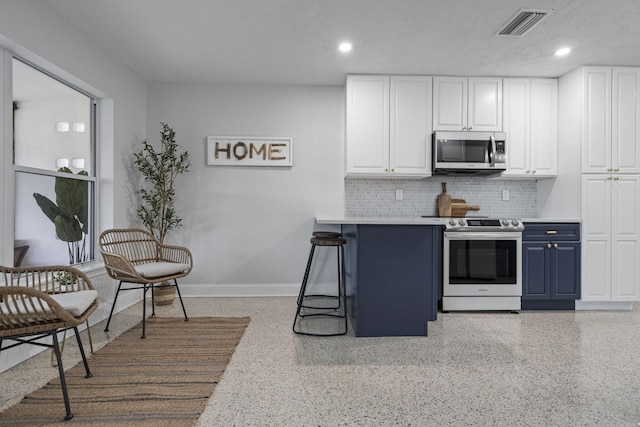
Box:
562, 67, 640, 308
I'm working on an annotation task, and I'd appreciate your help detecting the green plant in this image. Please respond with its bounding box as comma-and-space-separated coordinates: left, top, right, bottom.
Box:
33, 167, 89, 264
54, 271, 78, 285
133, 122, 190, 243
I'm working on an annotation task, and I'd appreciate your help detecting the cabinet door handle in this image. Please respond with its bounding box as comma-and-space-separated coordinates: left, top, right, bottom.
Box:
607, 168, 613, 172
614, 168, 620, 171
613, 176, 619, 180
554, 243, 559, 248
462, 126, 467, 131
546, 230, 557, 235
547, 243, 552, 248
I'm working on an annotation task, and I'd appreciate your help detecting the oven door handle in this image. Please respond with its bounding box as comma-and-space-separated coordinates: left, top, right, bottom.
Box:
444, 231, 523, 240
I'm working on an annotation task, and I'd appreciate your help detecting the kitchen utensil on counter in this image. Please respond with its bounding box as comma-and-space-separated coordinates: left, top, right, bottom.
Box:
436, 182, 452, 217
450, 199, 481, 218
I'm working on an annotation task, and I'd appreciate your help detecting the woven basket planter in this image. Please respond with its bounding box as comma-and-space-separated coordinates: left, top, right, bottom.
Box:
153, 284, 176, 306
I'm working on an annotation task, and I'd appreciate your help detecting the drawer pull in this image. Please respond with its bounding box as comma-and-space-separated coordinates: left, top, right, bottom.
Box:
546, 230, 557, 235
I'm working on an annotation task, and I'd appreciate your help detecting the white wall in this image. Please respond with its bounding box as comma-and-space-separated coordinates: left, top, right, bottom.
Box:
0, 0, 148, 259
0, 1, 344, 296
146, 83, 345, 290
0, 1, 147, 372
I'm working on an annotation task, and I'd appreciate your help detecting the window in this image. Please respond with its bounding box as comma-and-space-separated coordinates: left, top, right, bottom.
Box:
12, 58, 96, 266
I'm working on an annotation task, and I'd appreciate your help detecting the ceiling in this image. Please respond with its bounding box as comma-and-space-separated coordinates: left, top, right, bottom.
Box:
40, 0, 640, 86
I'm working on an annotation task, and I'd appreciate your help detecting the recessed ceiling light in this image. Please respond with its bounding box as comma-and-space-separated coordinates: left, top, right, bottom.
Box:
338, 42, 352, 53
555, 47, 571, 57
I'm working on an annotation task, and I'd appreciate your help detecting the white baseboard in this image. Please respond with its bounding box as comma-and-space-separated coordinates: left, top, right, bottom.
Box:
179, 283, 300, 297
575, 300, 634, 311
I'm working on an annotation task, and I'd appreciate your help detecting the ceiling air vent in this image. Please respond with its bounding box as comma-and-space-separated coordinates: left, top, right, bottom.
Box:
495, 9, 553, 37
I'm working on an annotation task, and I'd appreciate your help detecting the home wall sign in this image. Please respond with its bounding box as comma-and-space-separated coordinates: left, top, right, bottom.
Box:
207, 136, 293, 167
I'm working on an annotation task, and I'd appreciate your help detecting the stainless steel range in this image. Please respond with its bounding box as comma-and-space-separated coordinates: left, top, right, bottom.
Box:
442, 218, 524, 311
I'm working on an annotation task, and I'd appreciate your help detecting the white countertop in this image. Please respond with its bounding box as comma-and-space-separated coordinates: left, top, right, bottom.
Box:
520, 218, 582, 223
316, 216, 581, 225
316, 216, 448, 225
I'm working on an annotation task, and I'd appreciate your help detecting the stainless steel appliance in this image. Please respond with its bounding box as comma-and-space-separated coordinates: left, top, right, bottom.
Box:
433, 131, 507, 175
442, 218, 523, 311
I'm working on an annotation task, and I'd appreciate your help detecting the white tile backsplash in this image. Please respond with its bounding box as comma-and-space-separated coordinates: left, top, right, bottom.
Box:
345, 177, 537, 218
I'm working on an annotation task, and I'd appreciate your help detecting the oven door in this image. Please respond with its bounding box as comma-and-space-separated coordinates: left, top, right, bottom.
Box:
443, 231, 522, 296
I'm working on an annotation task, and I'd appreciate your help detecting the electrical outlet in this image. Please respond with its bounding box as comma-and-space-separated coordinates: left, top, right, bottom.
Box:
395, 189, 404, 201
502, 189, 510, 201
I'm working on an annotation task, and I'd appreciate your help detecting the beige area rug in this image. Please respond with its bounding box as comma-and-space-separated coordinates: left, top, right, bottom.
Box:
0, 316, 250, 427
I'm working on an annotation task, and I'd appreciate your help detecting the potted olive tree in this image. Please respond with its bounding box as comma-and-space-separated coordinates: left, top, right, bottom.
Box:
133, 122, 191, 304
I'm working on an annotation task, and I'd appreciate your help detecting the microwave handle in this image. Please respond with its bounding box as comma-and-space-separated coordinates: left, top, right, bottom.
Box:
489, 135, 496, 167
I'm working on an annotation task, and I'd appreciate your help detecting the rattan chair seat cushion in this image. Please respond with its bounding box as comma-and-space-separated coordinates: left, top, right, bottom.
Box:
134, 262, 191, 278
1, 290, 97, 318
49, 290, 98, 317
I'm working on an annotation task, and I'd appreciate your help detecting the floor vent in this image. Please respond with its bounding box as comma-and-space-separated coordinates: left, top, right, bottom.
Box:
495, 9, 553, 37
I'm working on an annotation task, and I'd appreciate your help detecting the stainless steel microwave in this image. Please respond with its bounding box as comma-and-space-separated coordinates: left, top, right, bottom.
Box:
433, 131, 507, 175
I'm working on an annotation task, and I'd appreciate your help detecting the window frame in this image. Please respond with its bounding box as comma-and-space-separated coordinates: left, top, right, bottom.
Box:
11, 56, 98, 266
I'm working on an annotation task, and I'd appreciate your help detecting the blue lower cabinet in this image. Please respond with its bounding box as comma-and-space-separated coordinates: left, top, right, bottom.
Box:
342, 224, 439, 337
522, 223, 581, 310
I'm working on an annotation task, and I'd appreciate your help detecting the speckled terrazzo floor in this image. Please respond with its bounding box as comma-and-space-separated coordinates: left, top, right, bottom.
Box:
2, 297, 640, 426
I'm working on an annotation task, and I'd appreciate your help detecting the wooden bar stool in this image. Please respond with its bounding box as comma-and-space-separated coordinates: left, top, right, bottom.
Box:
293, 234, 347, 336
311, 231, 341, 238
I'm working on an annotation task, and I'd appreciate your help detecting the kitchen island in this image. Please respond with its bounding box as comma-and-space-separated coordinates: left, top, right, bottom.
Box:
316, 216, 445, 337
316, 216, 583, 336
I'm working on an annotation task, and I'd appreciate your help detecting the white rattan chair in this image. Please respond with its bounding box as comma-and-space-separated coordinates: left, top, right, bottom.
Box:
0, 265, 97, 421
99, 228, 192, 338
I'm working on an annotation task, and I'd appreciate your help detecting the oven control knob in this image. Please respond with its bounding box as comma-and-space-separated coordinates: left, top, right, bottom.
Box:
458, 219, 466, 226
501, 219, 509, 226
449, 219, 457, 226
511, 219, 520, 226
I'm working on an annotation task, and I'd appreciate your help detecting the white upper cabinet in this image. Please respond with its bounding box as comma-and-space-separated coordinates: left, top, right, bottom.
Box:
468, 78, 503, 131
530, 79, 558, 176
433, 77, 466, 131
582, 67, 640, 174
503, 78, 557, 178
433, 76, 502, 131
503, 78, 530, 176
612, 68, 640, 174
345, 75, 389, 175
390, 76, 433, 176
346, 75, 432, 178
